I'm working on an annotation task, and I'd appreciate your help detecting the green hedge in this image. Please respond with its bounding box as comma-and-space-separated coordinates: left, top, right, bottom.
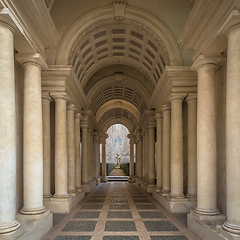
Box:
106, 163, 115, 175
120, 163, 129, 176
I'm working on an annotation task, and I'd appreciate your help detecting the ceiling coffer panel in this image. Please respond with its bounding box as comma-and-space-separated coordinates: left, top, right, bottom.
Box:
70, 22, 170, 88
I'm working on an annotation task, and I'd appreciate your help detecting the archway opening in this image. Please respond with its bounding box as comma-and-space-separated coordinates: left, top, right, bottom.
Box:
106, 124, 130, 177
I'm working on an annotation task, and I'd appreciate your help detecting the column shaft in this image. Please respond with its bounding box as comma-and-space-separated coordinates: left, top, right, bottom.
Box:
129, 141, 134, 177
169, 94, 185, 199
186, 94, 197, 200
42, 94, 52, 198
195, 60, 219, 215
101, 141, 107, 182
75, 113, 81, 191
53, 96, 69, 198
138, 136, 143, 178
144, 132, 148, 182
148, 127, 155, 185
223, 24, 240, 233
162, 104, 171, 195
67, 104, 76, 193
82, 127, 89, 185
0, 22, 20, 233
156, 113, 163, 191
21, 62, 46, 214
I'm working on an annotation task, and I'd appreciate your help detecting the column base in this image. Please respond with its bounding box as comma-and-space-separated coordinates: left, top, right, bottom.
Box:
161, 189, 170, 196
194, 206, 220, 215
20, 206, 46, 215
95, 177, 101, 185
139, 179, 156, 193
0, 221, 20, 234
128, 176, 135, 183
44, 192, 85, 213
82, 181, 96, 193
101, 176, 108, 183
0, 210, 52, 240
188, 210, 226, 240
169, 193, 185, 200
153, 192, 196, 213
186, 193, 197, 201
217, 223, 240, 240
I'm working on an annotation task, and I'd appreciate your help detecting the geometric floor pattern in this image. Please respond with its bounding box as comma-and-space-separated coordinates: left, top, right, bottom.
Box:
42, 182, 200, 240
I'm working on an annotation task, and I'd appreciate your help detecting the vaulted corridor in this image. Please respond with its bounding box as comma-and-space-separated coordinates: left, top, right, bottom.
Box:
43, 183, 199, 240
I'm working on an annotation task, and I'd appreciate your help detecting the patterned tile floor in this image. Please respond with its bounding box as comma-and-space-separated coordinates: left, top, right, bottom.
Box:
42, 182, 200, 240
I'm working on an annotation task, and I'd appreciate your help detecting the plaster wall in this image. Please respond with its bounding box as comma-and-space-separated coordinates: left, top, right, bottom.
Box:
215, 62, 227, 215
15, 63, 24, 214
106, 124, 130, 164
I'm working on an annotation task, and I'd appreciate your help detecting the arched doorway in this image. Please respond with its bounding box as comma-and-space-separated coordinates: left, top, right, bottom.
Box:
106, 124, 130, 180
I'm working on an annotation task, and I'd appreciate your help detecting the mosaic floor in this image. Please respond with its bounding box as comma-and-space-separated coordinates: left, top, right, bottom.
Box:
42, 182, 200, 240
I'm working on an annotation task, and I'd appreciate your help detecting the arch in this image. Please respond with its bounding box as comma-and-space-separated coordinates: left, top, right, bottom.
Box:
100, 117, 135, 134
56, 6, 183, 83
96, 100, 141, 123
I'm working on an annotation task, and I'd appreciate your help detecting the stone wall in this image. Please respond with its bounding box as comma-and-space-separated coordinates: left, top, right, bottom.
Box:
106, 124, 130, 164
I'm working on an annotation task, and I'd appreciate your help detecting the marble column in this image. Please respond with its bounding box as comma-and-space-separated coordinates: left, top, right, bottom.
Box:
88, 129, 92, 182
186, 94, 197, 200
161, 104, 171, 196
142, 133, 146, 180
93, 132, 99, 180
101, 136, 108, 182
0, 21, 20, 233
138, 135, 143, 179
144, 132, 148, 182
21, 60, 46, 215
81, 126, 89, 185
42, 94, 52, 198
67, 104, 76, 194
169, 94, 186, 199
156, 112, 163, 192
135, 141, 138, 178
128, 134, 135, 179
52, 94, 69, 199
223, 21, 240, 234
193, 56, 219, 215
75, 113, 82, 191
148, 125, 155, 185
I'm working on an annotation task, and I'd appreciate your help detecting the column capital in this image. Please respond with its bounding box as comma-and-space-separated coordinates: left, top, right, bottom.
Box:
15, 53, 48, 70
191, 55, 223, 72
50, 92, 69, 101
168, 93, 187, 103
155, 112, 163, 119
127, 133, 136, 144
74, 112, 82, 119
67, 103, 76, 111
186, 93, 197, 102
162, 103, 171, 111
0, 20, 15, 34
218, 10, 240, 37
99, 133, 108, 143
42, 93, 52, 102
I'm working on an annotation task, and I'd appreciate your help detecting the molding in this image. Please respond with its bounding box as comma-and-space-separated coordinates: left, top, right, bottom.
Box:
178, 0, 239, 61
137, 110, 156, 131
42, 65, 88, 113
149, 66, 197, 112
1, 0, 59, 56
95, 100, 141, 122
15, 53, 47, 69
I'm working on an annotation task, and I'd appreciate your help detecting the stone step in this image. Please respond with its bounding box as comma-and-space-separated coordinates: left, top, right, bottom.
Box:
107, 176, 129, 181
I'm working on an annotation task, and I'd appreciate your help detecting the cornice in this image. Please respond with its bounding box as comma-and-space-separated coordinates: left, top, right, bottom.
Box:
178, 0, 239, 60
42, 65, 88, 113
149, 66, 197, 112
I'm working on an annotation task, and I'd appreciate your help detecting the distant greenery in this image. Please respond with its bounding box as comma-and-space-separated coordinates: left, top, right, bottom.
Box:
106, 163, 115, 175
120, 163, 129, 176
